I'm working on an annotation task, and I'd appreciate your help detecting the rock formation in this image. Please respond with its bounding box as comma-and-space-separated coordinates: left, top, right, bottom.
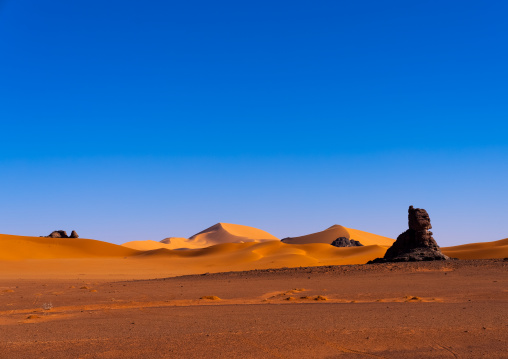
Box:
45, 230, 79, 238
331, 237, 363, 247
368, 205, 450, 263
47, 230, 69, 238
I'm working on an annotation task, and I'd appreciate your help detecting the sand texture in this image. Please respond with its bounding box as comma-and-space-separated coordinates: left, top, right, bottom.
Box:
1, 260, 507, 358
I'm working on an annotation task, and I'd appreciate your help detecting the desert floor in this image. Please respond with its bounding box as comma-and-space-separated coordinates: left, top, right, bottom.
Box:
1, 259, 507, 358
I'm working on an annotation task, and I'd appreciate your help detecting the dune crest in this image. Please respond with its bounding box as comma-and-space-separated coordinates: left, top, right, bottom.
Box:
131, 241, 390, 269
282, 225, 394, 246
124, 223, 280, 250
442, 238, 508, 259
0, 234, 138, 260
189, 223, 279, 246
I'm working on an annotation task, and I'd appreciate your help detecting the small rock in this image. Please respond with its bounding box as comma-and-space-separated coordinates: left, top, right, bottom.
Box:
47, 230, 68, 238
331, 237, 364, 247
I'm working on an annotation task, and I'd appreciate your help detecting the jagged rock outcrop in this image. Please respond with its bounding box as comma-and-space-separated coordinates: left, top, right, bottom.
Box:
45, 230, 79, 238
331, 237, 363, 247
368, 206, 450, 263
47, 230, 69, 238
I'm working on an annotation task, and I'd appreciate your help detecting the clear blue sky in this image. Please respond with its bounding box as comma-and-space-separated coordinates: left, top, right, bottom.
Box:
1, 0, 507, 245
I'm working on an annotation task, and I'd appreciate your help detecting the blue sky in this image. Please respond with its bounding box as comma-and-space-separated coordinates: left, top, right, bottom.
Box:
1, 1, 507, 245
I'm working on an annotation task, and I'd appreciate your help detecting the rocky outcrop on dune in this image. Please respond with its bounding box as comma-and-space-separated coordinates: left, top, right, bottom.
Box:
44, 230, 79, 238
369, 206, 450, 263
331, 237, 363, 247
160, 237, 189, 245
281, 225, 351, 245
281, 225, 394, 246
46, 230, 69, 238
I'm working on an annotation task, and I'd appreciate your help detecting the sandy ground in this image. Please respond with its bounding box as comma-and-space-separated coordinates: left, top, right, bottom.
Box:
1, 259, 507, 358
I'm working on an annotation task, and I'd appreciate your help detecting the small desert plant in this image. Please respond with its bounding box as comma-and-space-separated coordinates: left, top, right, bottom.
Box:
42, 302, 53, 310
200, 296, 221, 300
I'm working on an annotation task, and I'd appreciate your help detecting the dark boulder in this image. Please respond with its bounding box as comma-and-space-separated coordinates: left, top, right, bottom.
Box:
47, 230, 69, 238
350, 239, 363, 247
331, 237, 364, 247
368, 206, 450, 263
69, 230, 79, 238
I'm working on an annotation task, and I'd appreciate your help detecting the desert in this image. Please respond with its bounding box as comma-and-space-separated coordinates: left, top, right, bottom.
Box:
3, 1, 508, 357
1, 212, 507, 358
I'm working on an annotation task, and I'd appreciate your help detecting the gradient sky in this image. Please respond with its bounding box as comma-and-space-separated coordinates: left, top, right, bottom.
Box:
1, 1, 507, 246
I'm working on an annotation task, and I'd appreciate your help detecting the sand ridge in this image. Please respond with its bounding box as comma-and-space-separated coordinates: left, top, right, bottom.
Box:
281, 224, 395, 246
0, 234, 139, 261
442, 238, 508, 259
123, 222, 279, 250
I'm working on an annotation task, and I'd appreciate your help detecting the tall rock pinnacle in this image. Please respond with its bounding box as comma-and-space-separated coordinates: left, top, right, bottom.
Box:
369, 206, 450, 263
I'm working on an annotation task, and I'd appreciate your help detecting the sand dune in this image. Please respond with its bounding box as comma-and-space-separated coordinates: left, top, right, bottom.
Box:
188, 222, 279, 246
0, 232, 388, 279
281, 224, 395, 246
134, 241, 390, 269
124, 223, 279, 250
122, 239, 192, 251
1, 229, 507, 280
442, 238, 508, 259
0, 234, 138, 261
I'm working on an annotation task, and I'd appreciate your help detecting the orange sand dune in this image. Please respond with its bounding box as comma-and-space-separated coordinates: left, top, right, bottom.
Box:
188, 222, 279, 246
124, 223, 279, 250
122, 239, 192, 251
281, 224, 395, 246
135, 241, 389, 268
442, 238, 508, 259
100, 241, 390, 279
2, 229, 507, 280
0, 234, 139, 261
0, 232, 388, 279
